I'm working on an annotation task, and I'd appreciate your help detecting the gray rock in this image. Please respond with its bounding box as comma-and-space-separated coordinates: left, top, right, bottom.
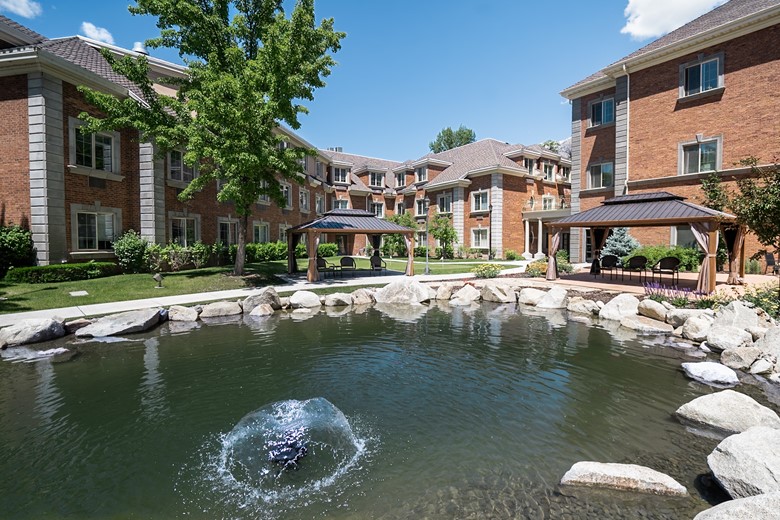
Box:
638, 299, 668, 322
751, 358, 774, 375
168, 305, 200, 322
200, 301, 243, 318
249, 304, 275, 317
619, 315, 674, 334
350, 288, 375, 306
374, 279, 432, 305
559, 461, 687, 496
567, 297, 601, 316
746, 326, 768, 342
713, 300, 760, 330
599, 294, 640, 322
518, 288, 547, 306
682, 362, 740, 387
707, 326, 754, 352
675, 390, 780, 435
754, 326, 780, 360
682, 316, 713, 342
449, 297, 477, 307
597, 301, 605, 309
64, 318, 92, 335
435, 282, 463, 301
279, 297, 291, 309
693, 492, 780, 520
0, 318, 66, 347
452, 284, 481, 303
289, 290, 322, 308
667, 309, 713, 328
76, 309, 161, 337
662, 301, 676, 311
480, 283, 516, 303
324, 293, 353, 307
708, 426, 780, 498
720, 347, 762, 371
243, 287, 282, 313
537, 287, 568, 309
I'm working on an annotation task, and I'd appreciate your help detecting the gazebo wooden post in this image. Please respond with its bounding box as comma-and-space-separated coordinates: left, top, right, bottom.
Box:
739, 236, 746, 279
406, 231, 415, 276
708, 227, 718, 293
287, 231, 296, 274
306, 230, 318, 282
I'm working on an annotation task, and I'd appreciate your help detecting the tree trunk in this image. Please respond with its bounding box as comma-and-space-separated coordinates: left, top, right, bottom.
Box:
234, 214, 248, 275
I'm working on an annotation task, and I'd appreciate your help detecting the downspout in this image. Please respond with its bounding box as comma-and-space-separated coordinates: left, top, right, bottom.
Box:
622, 64, 630, 195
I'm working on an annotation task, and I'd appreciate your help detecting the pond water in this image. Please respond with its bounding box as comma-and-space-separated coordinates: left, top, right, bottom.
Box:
0, 303, 730, 519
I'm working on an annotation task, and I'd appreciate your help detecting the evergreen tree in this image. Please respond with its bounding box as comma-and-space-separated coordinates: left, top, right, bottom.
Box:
601, 227, 640, 261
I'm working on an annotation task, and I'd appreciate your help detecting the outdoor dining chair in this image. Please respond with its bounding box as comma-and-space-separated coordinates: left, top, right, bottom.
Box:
766, 252, 779, 275
340, 256, 357, 276
316, 256, 339, 279
622, 255, 649, 282
600, 254, 619, 280
652, 256, 681, 284
369, 254, 386, 275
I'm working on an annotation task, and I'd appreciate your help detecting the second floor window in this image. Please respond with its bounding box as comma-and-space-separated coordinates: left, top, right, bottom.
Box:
416, 198, 427, 216
415, 166, 427, 183
257, 180, 270, 203
168, 150, 196, 182
76, 128, 115, 172
542, 196, 555, 210
543, 162, 554, 181
590, 98, 614, 127
334, 167, 349, 183
472, 190, 489, 212
333, 198, 348, 210
396, 201, 405, 214
437, 192, 452, 213
370, 171, 384, 187
588, 162, 614, 189
683, 141, 718, 174
684, 58, 719, 97
315, 194, 324, 214
282, 183, 292, 209
299, 189, 310, 212
559, 167, 570, 181
370, 202, 384, 218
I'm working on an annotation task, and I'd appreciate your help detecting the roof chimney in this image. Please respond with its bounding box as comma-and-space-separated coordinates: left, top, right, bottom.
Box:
132, 42, 149, 55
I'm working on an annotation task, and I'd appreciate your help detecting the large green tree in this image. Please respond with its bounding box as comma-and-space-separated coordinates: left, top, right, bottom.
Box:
429, 214, 458, 259
79, 0, 344, 275
429, 125, 476, 153
731, 158, 780, 254
381, 212, 415, 257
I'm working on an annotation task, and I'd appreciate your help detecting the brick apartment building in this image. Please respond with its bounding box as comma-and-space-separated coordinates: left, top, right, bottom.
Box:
561, 0, 780, 264
0, 14, 572, 266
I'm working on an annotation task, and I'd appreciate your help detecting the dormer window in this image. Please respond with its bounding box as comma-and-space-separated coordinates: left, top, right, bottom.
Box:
415, 166, 427, 183
524, 158, 536, 174
395, 171, 405, 187
543, 161, 554, 181
559, 167, 570, 181
369, 171, 384, 188
333, 167, 349, 183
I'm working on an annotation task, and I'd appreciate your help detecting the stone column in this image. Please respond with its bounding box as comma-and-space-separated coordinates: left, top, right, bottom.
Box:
522, 219, 532, 259
534, 219, 544, 259
139, 141, 166, 244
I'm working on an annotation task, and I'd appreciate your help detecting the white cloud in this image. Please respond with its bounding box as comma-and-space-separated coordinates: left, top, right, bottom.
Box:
0, 0, 42, 18
79, 21, 115, 44
621, 0, 728, 40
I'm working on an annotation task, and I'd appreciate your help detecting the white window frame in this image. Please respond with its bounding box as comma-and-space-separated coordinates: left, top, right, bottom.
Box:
170, 216, 198, 247
679, 53, 724, 98
315, 193, 324, 214
524, 158, 536, 174
217, 218, 239, 245
559, 167, 570, 182
279, 224, 291, 242
253, 221, 270, 243
370, 201, 384, 218
671, 225, 698, 249
369, 171, 384, 188
542, 195, 555, 211
543, 161, 554, 181
315, 160, 325, 178
471, 190, 489, 213
437, 192, 452, 214
415, 198, 427, 217
69, 203, 122, 252
68, 117, 121, 176
588, 97, 615, 127
471, 228, 489, 250
168, 149, 197, 182
333, 197, 349, 210
257, 179, 270, 204
281, 182, 293, 209
678, 136, 722, 175
588, 162, 614, 189
396, 201, 405, 214
333, 167, 350, 184
395, 172, 405, 188
415, 166, 427, 183
299, 187, 310, 213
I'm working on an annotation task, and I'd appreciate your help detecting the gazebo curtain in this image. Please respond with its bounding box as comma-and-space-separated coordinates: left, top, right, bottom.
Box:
588, 227, 611, 274
691, 222, 719, 293
723, 225, 746, 285
403, 235, 414, 276
287, 233, 303, 273
306, 232, 321, 282
546, 230, 561, 281
370, 234, 382, 250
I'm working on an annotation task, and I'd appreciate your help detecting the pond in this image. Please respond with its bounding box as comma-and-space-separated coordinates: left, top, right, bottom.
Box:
0, 303, 725, 519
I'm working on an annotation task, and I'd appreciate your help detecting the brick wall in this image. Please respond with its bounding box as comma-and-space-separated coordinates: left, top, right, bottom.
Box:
579, 87, 617, 191
0, 75, 30, 227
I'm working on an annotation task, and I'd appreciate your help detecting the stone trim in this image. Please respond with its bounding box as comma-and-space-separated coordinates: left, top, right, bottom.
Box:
614, 76, 628, 197
452, 187, 465, 245
570, 98, 582, 263
490, 173, 503, 258
140, 142, 166, 244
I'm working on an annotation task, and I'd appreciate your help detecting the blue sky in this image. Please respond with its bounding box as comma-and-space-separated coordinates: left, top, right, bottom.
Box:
2, 0, 726, 160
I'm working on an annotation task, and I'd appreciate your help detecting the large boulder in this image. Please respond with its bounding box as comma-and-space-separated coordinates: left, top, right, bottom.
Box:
682, 316, 713, 342
754, 326, 780, 360
599, 294, 640, 322
518, 288, 546, 306
537, 287, 568, 309
200, 301, 243, 318
693, 492, 780, 520
243, 287, 282, 312
707, 426, 780, 498
168, 305, 200, 322
76, 308, 161, 337
435, 282, 463, 301
374, 279, 432, 305
712, 300, 760, 330
480, 283, 516, 303
637, 299, 668, 322
667, 309, 713, 328
720, 347, 761, 371
324, 293, 353, 307
249, 304, 275, 317
706, 326, 754, 352
0, 318, 65, 347
559, 461, 687, 496
675, 390, 780, 435
289, 290, 322, 309
451, 284, 481, 303
619, 315, 674, 334
567, 297, 601, 316
682, 362, 739, 387
350, 288, 375, 306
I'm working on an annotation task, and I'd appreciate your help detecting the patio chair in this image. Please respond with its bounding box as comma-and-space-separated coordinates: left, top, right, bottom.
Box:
766, 252, 779, 275
600, 254, 619, 280
340, 256, 357, 276
652, 256, 681, 284
369, 254, 386, 275
317, 256, 339, 279
622, 255, 648, 282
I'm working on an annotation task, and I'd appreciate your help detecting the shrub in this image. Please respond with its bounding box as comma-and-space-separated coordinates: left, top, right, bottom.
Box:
505, 249, 520, 261
4, 262, 121, 283
318, 242, 339, 258
435, 245, 454, 259
742, 282, 779, 319
414, 246, 428, 258
212, 241, 230, 266
111, 230, 149, 273
165, 242, 192, 271
601, 228, 640, 260
145, 243, 168, 273
295, 243, 307, 258
746, 259, 761, 274
0, 225, 36, 277
556, 250, 574, 274
190, 241, 212, 268
625, 245, 703, 272
472, 263, 501, 278
525, 260, 548, 277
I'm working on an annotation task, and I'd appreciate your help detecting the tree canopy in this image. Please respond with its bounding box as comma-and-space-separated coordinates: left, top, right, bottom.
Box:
429, 125, 476, 153
78, 0, 344, 274
541, 139, 560, 152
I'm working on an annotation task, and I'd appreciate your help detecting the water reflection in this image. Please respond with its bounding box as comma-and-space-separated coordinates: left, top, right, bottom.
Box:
375, 303, 428, 323
140, 338, 167, 420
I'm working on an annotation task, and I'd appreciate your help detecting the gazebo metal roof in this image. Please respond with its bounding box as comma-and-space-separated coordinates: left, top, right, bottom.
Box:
289, 209, 415, 234
551, 192, 736, 228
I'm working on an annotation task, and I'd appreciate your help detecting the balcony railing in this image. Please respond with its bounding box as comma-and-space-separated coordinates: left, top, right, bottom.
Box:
523, 197, 568, 212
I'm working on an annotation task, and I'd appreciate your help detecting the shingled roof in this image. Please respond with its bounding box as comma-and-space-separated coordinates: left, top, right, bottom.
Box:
290, 209, 414, 234
0, 14, 46, 45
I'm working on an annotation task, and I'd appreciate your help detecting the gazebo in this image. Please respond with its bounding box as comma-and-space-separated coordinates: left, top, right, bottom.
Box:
546, 192, 746, 293
287, 209, 416, 282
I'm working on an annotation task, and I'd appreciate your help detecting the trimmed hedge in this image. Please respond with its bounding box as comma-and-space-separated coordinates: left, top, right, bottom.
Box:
624, 245, 703, 272
4, 262, 121, 283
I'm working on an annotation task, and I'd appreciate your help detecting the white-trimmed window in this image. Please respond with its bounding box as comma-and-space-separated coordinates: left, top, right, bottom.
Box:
559, 167, 570, 181
299, 188, 310, 212
589, 97, 614, 127
471, 190, 489, 212
333, 198, 348, 210
168, 150, 197, 182
415, 198, 427, 216
437, 192, 452, 213
76, 211, 115, 250
472, 228, 489, 249
416, 230, 427, 246
588, 162, 614, 189
253, 221, 270, 243
681, 55, 722, 97
257, 180, 270, 204
315, 194, 324, 214
396, 201, 405, 214
681, 139, 719, 174
218, 219, 238, 245
527, 196, 536, 210
543, 161, 554, 181
171, 216, 197, 246
281, 182, 293, 209
299, 155, 309, 173
395, 172, 405, 187
369, 171, 384, 188
415, 166, 427, 183
672, 225, 697, 249
316, 160, 325, 178
333, 167, 349, 184
524, 158, 536, 174
279, 224, 291, 242
70, 118, 120, 173
370, 201, 384, 218
542, 195, 555, 211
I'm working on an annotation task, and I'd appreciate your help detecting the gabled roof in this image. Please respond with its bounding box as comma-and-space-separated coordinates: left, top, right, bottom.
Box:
0, 14, 46, 46
289, 209, 414, 234
562, 0, 780, 97
552, 191, 736, 228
